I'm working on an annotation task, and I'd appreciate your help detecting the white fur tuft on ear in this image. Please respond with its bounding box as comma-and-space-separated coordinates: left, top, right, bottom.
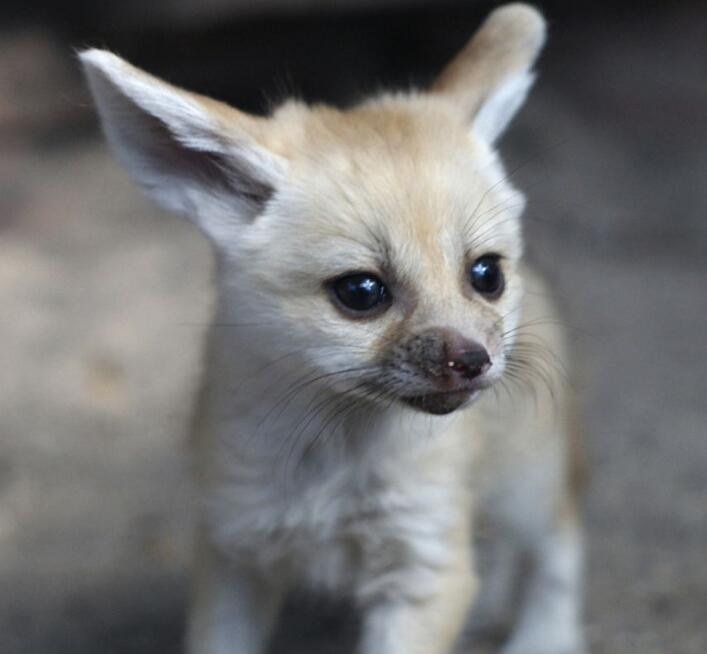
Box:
79, 49, 286, 240
471, 70, 535, 143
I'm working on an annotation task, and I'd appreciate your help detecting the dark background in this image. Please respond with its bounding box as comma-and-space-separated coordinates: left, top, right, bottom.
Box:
1, 1, 706, 653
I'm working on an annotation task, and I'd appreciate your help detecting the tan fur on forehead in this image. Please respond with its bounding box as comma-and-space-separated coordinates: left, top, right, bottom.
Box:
262, 93, 470, 160
260, 92, 522, 261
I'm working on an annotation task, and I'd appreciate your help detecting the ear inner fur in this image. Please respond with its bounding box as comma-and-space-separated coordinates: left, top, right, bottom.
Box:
79, 49, 285, 220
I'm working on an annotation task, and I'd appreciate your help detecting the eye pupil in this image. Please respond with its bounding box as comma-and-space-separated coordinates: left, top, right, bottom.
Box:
333, 273, 389, 312
470, 255, 504, 298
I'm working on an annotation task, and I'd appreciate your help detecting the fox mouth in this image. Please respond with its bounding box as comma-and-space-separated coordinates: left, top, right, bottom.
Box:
400, 382, 489, 415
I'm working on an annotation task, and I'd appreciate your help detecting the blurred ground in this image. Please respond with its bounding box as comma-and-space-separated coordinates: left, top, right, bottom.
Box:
1, 2, 706, 653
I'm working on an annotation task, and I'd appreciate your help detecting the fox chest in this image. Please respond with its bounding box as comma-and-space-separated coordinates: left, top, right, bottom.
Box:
207, 468, 464, 595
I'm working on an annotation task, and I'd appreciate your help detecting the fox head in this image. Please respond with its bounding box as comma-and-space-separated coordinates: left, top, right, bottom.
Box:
81, 4, 545, 416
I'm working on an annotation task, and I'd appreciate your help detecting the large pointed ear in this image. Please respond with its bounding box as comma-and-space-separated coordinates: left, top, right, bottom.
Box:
79, 49, 286, 240
431, 4, 546, 143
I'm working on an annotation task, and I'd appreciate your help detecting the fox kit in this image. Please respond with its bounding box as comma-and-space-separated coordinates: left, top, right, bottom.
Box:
81, 4, 585, 654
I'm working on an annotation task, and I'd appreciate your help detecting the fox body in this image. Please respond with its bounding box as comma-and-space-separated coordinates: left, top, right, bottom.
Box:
81, 4, 585, 654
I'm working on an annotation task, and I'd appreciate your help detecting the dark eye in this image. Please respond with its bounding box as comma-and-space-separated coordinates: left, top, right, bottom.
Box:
331, 273, 390, 313
469, 254, 504, 299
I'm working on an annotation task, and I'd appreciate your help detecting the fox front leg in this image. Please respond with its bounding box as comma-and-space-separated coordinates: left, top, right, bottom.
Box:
187, 536, 286, 654
358, 527, 476, 654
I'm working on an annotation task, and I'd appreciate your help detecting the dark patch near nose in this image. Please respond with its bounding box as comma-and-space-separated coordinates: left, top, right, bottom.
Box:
405, 330, 449, 378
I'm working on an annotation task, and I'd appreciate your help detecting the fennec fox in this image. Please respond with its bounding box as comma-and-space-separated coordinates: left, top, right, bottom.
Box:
81, 4, 585, 653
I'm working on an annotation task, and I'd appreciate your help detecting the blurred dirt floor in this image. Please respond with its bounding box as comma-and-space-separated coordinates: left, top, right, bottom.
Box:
0, 3, 706, 653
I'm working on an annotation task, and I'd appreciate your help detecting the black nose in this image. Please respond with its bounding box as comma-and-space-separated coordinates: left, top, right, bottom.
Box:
446, 345, 491, 381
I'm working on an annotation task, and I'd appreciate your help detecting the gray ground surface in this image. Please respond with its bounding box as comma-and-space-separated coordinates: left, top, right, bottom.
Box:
1, 4, 706, 653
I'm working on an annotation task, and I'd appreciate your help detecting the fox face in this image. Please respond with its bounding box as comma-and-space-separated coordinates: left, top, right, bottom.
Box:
237, 99, 526, 415
81, 5, 543, 416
